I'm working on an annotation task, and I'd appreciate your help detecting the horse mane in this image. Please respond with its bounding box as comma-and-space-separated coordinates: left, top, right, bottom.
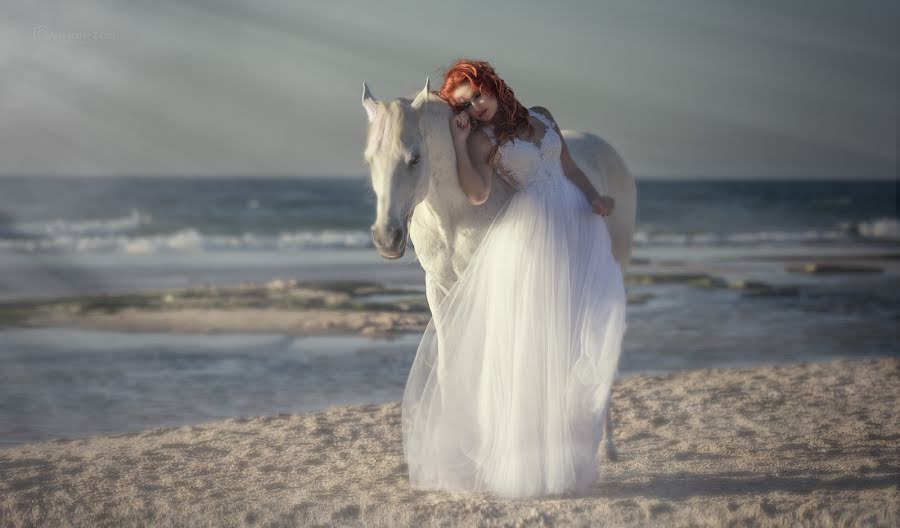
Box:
364, 94, 444, 162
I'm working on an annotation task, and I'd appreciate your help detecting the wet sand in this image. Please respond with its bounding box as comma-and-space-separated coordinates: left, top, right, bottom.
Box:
7, 252, 893, 338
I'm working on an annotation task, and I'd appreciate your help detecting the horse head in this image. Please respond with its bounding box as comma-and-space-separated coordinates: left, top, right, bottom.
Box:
361, 78, 439, 259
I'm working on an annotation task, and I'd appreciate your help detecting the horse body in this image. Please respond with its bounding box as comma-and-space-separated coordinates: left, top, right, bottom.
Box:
362, 78, 636, 460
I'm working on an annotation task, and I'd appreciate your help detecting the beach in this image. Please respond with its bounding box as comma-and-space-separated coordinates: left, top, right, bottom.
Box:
4, 251, 898, 338
2, 0, 898, 520
2, 356, 897, 527
1, 252, 898, 527
1, 176, 897, 526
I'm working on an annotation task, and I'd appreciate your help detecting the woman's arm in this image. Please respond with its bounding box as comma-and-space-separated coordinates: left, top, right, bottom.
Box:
450, 113, 494, 205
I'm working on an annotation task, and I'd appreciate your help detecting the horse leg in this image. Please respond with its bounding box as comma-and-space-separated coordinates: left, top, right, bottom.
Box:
424, 273, 448, 316
603, 403, 619, 461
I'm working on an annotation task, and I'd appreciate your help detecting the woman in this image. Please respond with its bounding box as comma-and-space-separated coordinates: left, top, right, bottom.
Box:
401, 59, 628, 499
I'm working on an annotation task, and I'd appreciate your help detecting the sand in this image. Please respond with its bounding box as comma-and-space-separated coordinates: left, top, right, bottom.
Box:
0, 279, 434, 338
0, 267, 822, 339
23, 306, 432, 338
6, 250, 898, 340
1, 356, 897, 527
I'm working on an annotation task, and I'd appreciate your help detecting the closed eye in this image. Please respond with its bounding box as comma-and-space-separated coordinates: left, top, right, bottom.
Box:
460, 91, 481, 109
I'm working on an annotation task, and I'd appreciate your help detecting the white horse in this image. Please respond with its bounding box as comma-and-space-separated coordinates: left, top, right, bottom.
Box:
362, 77, 637, 461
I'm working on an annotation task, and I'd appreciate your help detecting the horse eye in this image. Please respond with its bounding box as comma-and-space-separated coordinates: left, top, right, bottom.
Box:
409, 155, 420, 166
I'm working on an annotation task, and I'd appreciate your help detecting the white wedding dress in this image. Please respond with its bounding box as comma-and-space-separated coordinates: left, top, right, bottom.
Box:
402, 108, 628, 499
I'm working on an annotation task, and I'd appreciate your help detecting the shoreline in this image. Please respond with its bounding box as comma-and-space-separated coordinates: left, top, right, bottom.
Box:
1, 356, 896, 526
4, 251, 896, 337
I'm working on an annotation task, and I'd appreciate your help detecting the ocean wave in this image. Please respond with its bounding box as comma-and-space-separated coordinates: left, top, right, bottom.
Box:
633, 229, 847, 246
635, 218, 899, 246
2, 217, 897, 254
0, 228, 375, 253
838, 217, 900, 242
4, 209, 152, 238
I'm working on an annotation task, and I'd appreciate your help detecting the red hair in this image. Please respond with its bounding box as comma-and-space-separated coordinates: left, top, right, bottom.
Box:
433, 59, 533, 168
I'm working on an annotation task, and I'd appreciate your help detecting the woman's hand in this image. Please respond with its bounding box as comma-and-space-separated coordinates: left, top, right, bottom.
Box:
590, 195, 615, 217
449, 112, 471, 145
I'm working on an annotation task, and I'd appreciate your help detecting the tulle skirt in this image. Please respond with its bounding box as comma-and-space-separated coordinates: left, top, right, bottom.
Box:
401, 174, 628, 499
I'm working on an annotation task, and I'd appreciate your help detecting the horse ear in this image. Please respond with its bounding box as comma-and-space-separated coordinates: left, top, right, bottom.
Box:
362, 81, 379, 123
411, 77, 431, 109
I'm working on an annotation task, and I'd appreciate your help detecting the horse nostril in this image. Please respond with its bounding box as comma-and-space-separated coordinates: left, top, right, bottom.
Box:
390, 229, 403, 247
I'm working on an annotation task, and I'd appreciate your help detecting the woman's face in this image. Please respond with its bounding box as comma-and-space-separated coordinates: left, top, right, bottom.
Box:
451, 83, 498, 123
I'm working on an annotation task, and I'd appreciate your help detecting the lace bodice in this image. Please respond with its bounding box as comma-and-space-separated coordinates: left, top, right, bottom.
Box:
482, 108, 563, 190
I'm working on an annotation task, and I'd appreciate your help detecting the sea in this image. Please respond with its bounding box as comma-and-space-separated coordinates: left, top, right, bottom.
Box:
1, 175, 898, 446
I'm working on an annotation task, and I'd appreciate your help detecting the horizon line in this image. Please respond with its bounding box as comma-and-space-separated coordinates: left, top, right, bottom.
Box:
0, 172, 896, 182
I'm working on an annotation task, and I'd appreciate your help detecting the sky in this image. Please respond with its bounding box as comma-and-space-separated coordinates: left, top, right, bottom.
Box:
1, 0, 897, 179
